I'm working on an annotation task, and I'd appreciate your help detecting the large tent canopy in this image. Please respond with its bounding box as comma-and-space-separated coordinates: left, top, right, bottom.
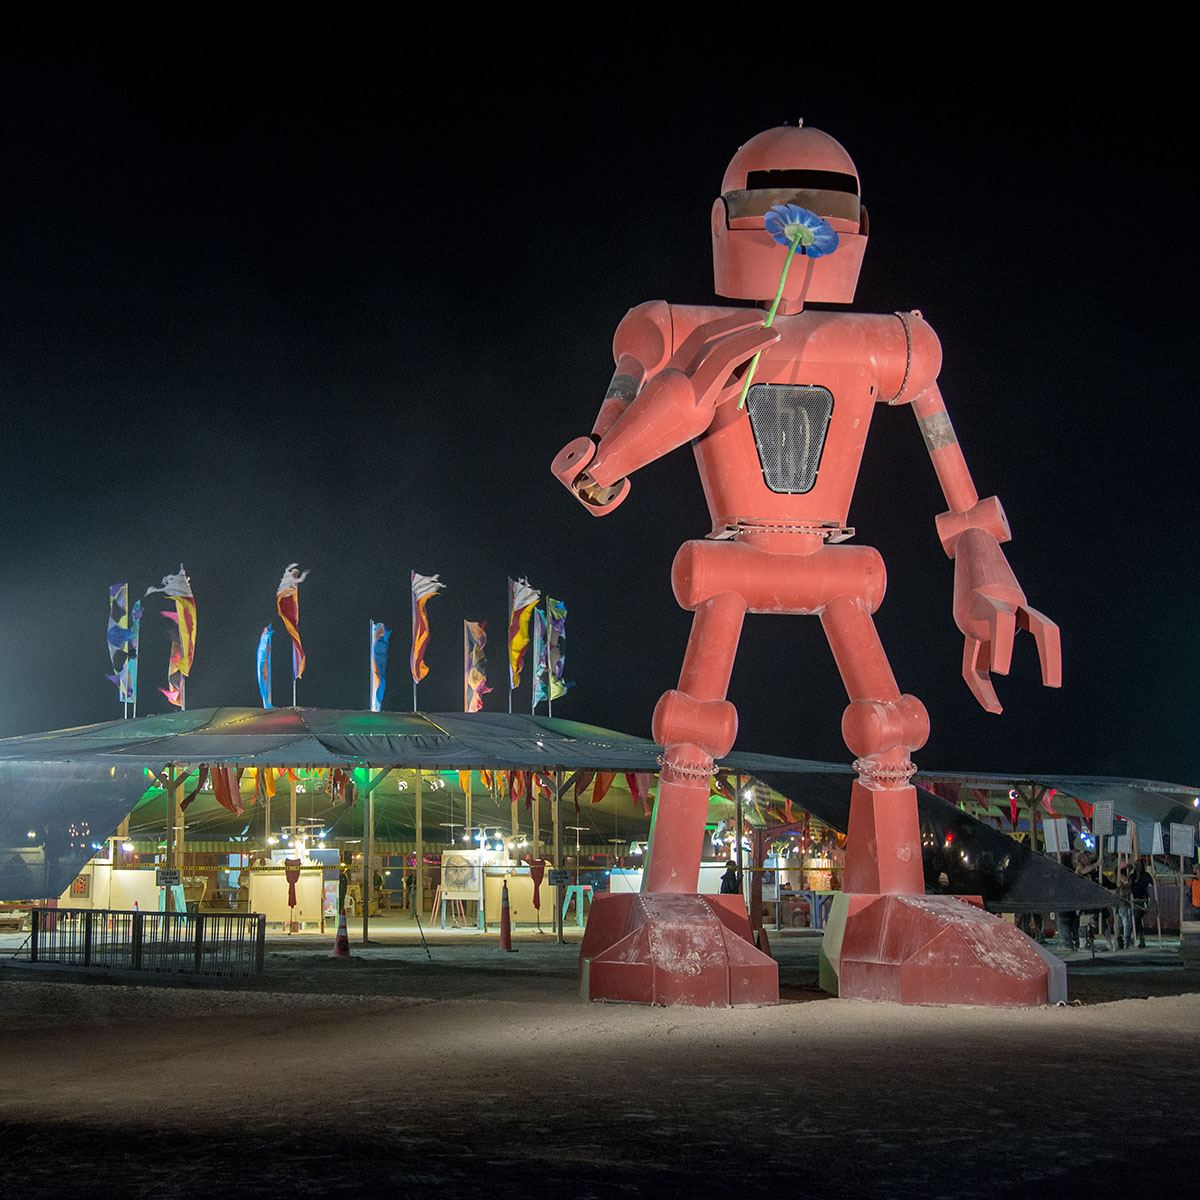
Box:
3, 707, 1192, 909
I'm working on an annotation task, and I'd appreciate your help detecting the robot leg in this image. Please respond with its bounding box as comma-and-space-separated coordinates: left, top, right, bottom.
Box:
818, 590, 1065, 1007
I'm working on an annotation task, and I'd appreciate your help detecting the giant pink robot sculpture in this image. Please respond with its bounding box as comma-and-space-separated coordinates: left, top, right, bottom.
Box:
553, 125, 1064, 1008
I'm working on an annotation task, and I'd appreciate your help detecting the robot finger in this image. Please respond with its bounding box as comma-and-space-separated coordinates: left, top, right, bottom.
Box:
690, 326, 781, 401
974, 592, 1018, 676
962, 637, 1003, 714
669, 310, 774, 372
1017, 605, 1063, 688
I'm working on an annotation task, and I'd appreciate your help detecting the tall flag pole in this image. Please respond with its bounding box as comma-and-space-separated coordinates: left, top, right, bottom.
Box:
257, 625, 273, 709
507, 577, 540, 714
410, 571, 445, 711
130, 598, 142, 718
546, 596, 573, 717
370, 620, 391, 712
106, 584, 142, 718
145, 565, 196, 711
464, 620, 491, 713
275, 564, 310, 706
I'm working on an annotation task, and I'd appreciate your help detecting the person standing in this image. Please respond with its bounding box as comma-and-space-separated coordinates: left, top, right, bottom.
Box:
719, 861, 740, 895
1130, 860, 1151, 948
1115, 867, 1133, 949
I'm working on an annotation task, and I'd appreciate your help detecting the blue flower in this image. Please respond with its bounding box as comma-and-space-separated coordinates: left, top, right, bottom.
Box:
763, 203, 839, 258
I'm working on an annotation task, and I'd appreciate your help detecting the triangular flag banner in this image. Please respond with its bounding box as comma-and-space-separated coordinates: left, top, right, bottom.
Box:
591, 772, 615, 806
276, 564, 310, 681
211, 765, 243, 815
411, 572, 445, 685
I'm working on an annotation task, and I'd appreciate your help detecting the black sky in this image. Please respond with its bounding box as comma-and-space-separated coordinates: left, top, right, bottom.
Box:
1, 24, 1195, 785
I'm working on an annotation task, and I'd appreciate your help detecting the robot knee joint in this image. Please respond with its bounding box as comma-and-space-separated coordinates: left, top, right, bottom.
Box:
653, 691, 738, 759
841, 695, 929, 759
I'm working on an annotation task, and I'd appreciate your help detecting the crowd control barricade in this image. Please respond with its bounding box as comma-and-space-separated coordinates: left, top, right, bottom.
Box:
23, 908, 266, 978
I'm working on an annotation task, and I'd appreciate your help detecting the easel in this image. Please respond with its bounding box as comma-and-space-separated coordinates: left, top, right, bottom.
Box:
433, 885, 468, 929
561, 884, 592, 928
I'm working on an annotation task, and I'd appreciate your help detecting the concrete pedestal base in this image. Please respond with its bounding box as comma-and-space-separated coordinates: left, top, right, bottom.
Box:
820, 892, 1066, 1007
579, 892, 778, 1007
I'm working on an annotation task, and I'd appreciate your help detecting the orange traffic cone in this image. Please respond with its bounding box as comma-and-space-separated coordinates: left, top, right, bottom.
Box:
498, 880, 517, 953
332, 909, 350, 958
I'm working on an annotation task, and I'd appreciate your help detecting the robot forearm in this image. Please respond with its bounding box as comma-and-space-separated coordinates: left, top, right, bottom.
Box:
911, 385, 1012, 557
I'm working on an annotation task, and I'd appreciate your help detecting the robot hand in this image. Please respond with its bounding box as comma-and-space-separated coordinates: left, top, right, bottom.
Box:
951, 528, 1061, 713
552, 314, 778, 516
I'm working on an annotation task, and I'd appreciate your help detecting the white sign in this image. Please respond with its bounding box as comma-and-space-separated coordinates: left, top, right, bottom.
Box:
1092, 800, 1114, 839
1169, 823, 1195, 858
547, 869, 570, 888
156, 868, 181, 888
1043, 818, 1069, 855
1135, 821, 1164, 856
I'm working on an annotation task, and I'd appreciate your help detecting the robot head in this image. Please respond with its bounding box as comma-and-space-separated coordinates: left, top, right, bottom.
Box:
712, 124, 868, 305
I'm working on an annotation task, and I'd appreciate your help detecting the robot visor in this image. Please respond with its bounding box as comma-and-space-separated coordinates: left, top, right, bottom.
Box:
723, 186, 861, 224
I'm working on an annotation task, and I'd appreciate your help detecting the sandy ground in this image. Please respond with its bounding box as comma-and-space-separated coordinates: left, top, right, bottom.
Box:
1, 934, 1197, 1199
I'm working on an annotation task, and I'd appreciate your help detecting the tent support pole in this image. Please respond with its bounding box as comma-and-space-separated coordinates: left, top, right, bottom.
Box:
415, 771, 424, 918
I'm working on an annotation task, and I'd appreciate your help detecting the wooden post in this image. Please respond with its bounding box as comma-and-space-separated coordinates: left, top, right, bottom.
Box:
363, 779, 375, 944
735, 773, 744, 880
532, 782, 541, 863
554, 768, 564, 945
165, 766, 183, 913
415, 770, 424, 917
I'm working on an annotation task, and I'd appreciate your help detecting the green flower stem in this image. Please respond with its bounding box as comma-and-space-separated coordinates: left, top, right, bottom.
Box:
737, 231, 802, 410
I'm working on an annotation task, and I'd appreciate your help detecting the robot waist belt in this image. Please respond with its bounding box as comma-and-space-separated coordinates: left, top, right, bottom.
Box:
671, 539, 886, 614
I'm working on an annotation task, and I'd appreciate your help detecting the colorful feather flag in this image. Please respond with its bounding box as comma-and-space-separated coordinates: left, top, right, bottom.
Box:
160, 629, 184, 707
547, 596, 573, 701
106, 584, 142, 705
145, 565, 196, 677
507, 577, 540, 689
410, 572, 445, 685
533, 597, 574, 707
257, 625, 273, 709
276, 564, 310, 680
464, 620, 491, 713
370, 620, 390, 712
532, 607, 548, 706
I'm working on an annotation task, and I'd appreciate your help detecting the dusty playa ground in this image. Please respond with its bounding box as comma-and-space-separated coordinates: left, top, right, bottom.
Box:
1, 938, 1196, 1199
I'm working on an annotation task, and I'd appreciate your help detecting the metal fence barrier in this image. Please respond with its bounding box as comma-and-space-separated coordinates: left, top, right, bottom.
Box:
23, 908, 266, 978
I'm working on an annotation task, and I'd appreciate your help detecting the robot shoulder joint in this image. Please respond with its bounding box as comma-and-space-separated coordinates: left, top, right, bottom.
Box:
885, 310, 944, 405
613, 300, 673, 375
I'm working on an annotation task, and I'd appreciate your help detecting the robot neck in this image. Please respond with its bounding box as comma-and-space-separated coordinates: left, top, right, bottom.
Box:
761, 297, 805, 316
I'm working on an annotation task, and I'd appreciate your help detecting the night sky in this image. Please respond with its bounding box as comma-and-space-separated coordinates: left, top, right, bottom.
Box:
1, 27, 1194, 786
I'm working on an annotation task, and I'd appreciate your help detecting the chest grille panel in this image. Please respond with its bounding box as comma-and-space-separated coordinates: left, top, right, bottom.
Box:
744, 383, 834, 493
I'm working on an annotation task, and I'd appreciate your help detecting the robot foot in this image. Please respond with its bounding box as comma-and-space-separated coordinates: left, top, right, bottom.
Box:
579, 892, 778, 1007
820, 893, 1066, 1007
